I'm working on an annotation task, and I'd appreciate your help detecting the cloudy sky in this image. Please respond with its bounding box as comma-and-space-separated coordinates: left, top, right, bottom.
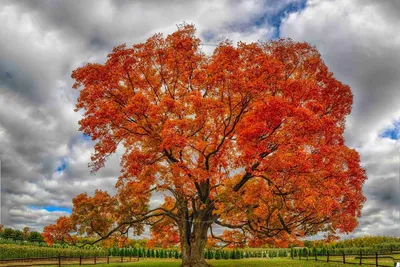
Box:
0, 0, 399, 238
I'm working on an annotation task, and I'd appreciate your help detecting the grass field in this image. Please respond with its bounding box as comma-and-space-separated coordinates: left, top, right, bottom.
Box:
60, 258, 393, 267
3, 255, 397, 267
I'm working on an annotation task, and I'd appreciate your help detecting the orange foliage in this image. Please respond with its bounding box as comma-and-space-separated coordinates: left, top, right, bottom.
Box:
43, 24, 366, 250
42, 216, 77, 246
147, 222, 180, 249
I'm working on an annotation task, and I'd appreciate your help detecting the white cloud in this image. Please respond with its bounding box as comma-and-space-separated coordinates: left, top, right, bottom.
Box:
281, 0, 400, 237
0, 0, 302, 231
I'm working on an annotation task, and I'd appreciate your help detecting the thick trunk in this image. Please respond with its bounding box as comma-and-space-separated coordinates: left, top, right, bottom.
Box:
180, 221, 211, 267
177, 195, 214, 267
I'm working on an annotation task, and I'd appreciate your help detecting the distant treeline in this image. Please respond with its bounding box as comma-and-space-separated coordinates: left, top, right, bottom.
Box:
0, 225, 147, 248
304, 236, 400, 249
291, 243, 400, 257
0, 244, 107, 260
0, 226, 44, 243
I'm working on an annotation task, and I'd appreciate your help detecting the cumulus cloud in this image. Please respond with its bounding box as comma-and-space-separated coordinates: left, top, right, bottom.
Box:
281, 0, 400, 237
0, 0, 303, 231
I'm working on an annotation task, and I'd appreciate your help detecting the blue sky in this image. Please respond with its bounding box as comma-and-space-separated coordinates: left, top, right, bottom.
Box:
29, 206, 72, 213
56, 158, 68, 173
257, 0, 307, 38
381, 120, 400, 140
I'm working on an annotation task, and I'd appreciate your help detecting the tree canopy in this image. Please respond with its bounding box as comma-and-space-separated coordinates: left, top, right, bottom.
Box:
43, 24, 366, 266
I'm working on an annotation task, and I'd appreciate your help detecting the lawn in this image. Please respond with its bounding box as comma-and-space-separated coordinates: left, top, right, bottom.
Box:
62, 258, 375, 267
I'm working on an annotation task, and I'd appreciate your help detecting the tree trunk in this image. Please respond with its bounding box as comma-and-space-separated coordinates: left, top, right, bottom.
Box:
179, 220, 211, 267
177, 196, 214, 267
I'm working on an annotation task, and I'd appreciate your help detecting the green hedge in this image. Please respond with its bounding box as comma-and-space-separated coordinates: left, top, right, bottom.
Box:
0, 244, 108, 260
290, 243, 400, 258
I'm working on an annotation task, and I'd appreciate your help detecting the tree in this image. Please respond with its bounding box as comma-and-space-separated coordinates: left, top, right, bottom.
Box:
2, 228, 14, 239
42, 216, 77, 246
28, 231, 44, 243
23, 227, 30, 240
13, 230, 23, 240
43, 24, 366, 267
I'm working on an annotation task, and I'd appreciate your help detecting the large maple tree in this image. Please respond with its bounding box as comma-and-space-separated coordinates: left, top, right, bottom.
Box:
43, 25, 366, 267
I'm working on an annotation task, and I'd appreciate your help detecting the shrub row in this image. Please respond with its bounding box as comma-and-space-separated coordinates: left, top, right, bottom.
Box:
309, 236, 400, 249
108, 247, 289, 260
109, 247, 179, 259
0, 244, 108, 260
291, 244, 400, 258
1, 243, 291, 261
206, 249, 288, 260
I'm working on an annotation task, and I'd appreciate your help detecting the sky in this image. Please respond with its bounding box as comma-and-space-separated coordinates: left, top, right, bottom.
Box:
0, 0, 399, 239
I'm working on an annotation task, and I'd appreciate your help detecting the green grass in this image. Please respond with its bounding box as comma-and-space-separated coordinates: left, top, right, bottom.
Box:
59, 258, 392, 267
